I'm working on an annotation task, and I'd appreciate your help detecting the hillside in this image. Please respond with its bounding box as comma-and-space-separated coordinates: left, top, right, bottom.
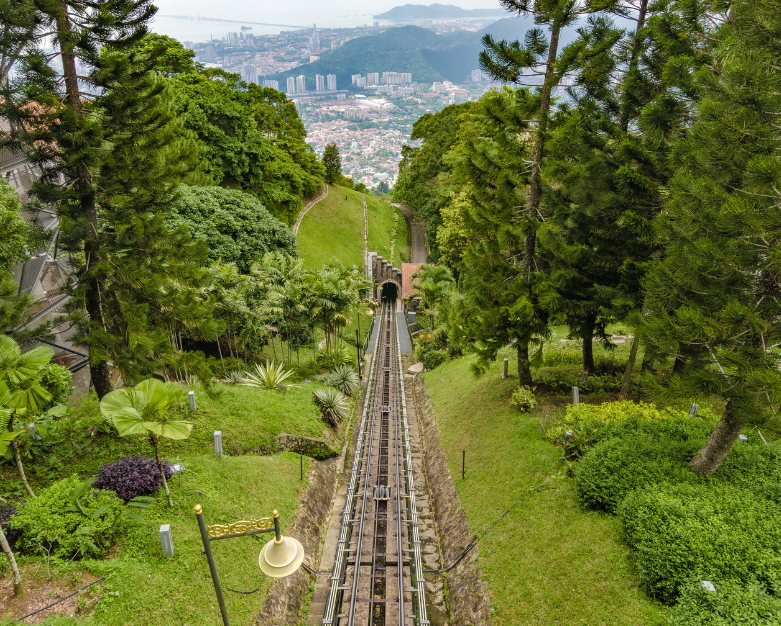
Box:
296, 186, 409, 270
269, 18, 579, 86
374, 3, 506, 19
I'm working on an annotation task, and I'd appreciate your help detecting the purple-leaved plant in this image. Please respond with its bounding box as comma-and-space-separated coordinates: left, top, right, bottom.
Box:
92, 455, 173, 502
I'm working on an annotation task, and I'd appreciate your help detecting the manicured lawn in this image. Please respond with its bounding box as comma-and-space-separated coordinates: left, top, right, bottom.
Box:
2, 453, 310, 626
366, 194, 409, 266
297, 185, 365, 270
422, 354, 668, 625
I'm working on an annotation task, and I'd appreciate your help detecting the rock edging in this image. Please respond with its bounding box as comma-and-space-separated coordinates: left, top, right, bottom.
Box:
255, 460, 338, 625
413, 372, 492, 626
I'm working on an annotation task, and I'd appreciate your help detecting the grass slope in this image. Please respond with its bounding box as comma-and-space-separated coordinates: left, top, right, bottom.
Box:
297, 185, 364, 270
367, 195, 408, 266
422, 355, 667, 625
297, 186, 409, 271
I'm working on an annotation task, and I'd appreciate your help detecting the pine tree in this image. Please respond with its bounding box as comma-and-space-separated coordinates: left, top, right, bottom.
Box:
323, 143, 342, 184
0, 2, 220, 396
643, 0, 781, 474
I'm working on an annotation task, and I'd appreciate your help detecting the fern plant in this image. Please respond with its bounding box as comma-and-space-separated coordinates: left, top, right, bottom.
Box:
241, 361, 299, 392
313, 387, 350, 426
327, 365, 359, 396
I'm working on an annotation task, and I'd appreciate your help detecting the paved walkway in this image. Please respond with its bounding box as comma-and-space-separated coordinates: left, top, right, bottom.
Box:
292, 183, 329, 235
396, 312, 413, 354
394, 202, 426, 263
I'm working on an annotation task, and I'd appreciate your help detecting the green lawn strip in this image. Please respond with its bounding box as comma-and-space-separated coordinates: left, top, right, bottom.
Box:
422, 355, 667, 625
8, 453, 311, 626
8, 384, 331, 490
366, 195, 409, 265
296, 185, 364, 270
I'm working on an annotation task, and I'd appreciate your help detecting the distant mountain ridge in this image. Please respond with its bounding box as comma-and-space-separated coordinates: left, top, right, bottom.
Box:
267, 17, 581, 88
374, 3, 506, 19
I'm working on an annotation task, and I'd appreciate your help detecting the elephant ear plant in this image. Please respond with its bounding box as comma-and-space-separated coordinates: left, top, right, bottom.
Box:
100, 379, 192, 507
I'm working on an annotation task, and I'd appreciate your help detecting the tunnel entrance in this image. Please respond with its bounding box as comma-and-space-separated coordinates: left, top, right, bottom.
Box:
380, 281, 398, 302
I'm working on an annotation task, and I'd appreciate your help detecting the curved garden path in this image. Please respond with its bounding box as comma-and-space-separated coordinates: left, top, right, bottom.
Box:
293, 183, 329, 235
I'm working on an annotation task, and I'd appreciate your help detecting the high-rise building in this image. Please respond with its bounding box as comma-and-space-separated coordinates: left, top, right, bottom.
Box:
227, 32, 239, 45
367, 72, 379, 84
382, 72, 412, 85
331, 40, 339, 49
315, 74, 325, 92
296, 74, 306, 93
356, 77, 367, 87
373, 21, 379, 29
246, 34, 255, 47
471, 69, 482, 83
263, 79, 279, 90
205, 46, 217, 62
309, 55, 320, 63
309, 23, 320, 48
351, 73, 362, 85
327, 74, 337, 91
242, 64, 258, 84
286, 76, 296, 94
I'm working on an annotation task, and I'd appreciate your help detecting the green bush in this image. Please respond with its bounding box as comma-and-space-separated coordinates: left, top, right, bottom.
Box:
533, 366, 632, 395
511, 385, 537, 412
618, 483, 781, 603
9, 475, 127, 559
422, 349, 448, 371
574, 436, 699, 513
713, 441, 781, 489
668, 578, 781, 625
41, 363, 74, 405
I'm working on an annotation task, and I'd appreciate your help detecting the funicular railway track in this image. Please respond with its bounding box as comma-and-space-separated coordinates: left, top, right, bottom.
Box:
321, 300, 428, 626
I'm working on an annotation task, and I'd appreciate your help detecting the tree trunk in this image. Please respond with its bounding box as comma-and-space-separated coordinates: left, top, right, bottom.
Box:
581, 314, 596, 375
11, 440, 34, 498
689, 399, 743, 475
524, 24, 560, 280
217, 338, 226, 377
56, 2, 113, 400
618, 335, 639, 400
672, 354, 686, 374
150, 434, 173, 507
516, 342, 533, 387
619, 0, 650, 132
0, 527, 22, 596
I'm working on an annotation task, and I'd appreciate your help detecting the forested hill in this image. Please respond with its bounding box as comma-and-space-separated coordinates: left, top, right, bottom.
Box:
373, 3, 506, 19
269, 18, 579, 86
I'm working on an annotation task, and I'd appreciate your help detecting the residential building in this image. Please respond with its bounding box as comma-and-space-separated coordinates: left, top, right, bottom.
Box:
309, 55, 320, 63
336, 93, 347, 100
351, 73, 362, 85
382, 72, 412, 85
315, 74, 325, 92
296, 74, 306, 93
327, 74, 337, 91
309, 24, 320, 48
471, 69, 483, 82
356, 77, 367, 87
263, 79, 279, 90
205, 46, 217, 62
242, 64, 258, 84
367, 72, 379, 84
286, 76, 296, 94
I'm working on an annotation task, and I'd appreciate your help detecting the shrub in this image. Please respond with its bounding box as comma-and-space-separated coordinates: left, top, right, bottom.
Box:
9, 476, 127, 559
574, 436, 699, 513
544, 401, 709, 454
92, 456, 173, 502
713, 441, 781, 489
618, 483, 781, 603
533, 366, 632, 395
41, 363, 74, 405
313, 386, 350, 426
0, 499, 22, 548
511, 385, 537, 412
241, 360, 299, 391
668, 578, 781, 626
327, 364, 359, 396
316, 345, 352, 370
422, 349, 448, 371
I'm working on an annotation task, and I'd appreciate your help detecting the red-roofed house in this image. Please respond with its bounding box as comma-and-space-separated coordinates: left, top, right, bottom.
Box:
402, 263, 423, 310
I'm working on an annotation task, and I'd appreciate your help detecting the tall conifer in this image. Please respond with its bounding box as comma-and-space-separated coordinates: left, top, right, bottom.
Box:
643, 0, 781, 474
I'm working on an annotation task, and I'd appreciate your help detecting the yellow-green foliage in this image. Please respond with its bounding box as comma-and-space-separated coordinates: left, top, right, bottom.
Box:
545, 400, 688, 443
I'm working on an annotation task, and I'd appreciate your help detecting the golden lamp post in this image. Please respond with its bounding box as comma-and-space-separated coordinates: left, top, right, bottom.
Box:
194, 504, 305, 626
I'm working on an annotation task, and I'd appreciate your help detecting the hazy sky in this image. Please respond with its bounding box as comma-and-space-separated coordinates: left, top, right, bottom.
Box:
149, 1, 510, 42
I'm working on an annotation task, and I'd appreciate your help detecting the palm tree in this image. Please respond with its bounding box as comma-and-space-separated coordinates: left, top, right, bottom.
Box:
410, 265, 454, 331
0, 335, 54, 497
100, 379, 192, 507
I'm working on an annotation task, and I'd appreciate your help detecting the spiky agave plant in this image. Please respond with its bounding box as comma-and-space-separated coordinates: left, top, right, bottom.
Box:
327, 364, 359, 396
241, 361, 299, 392
313, 386, 350, 426
225, 370, 246, 385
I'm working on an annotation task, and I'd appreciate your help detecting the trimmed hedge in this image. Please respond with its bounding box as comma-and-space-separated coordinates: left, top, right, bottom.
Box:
574, 435, 700, 513
618, 483, 781, 603
668, 578, 781, 625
